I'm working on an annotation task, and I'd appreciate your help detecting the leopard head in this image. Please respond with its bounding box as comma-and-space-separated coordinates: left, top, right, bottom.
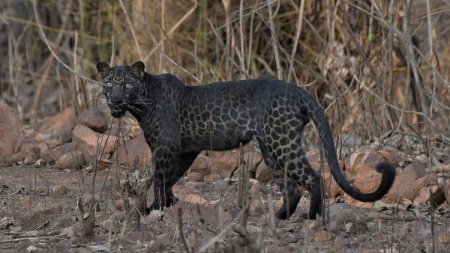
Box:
96, 61, 145, 118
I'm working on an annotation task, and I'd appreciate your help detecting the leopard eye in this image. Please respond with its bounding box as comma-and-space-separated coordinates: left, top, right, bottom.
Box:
125, 83, 133, 89
105, 82, 113, 88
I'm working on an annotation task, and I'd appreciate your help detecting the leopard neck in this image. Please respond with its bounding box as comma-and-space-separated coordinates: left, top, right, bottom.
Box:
127, 72, 158, 123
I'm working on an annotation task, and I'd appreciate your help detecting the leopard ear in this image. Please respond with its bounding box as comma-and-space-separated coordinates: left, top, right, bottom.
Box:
130, 61, 145, 79
96, 62, 111, 78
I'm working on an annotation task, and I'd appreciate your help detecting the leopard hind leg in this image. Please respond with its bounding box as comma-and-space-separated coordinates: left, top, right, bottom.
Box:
259, 139, 323, 219
292, 150, 323, 219
257, 141, 301, 219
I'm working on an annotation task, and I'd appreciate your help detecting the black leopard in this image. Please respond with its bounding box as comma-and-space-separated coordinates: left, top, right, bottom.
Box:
96, 61, 395, 219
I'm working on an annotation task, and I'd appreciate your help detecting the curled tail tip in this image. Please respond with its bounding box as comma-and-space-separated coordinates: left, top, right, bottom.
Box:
375, 161, 396, 176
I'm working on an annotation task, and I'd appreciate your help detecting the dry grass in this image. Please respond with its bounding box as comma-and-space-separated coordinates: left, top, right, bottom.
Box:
0, 0, 448, 142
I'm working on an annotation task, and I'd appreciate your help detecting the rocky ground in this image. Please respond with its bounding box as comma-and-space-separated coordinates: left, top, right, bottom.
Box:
0, 101, 449, 252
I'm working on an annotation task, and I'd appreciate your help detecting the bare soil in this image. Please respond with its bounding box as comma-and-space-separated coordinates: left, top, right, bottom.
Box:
0, 165, 449, 253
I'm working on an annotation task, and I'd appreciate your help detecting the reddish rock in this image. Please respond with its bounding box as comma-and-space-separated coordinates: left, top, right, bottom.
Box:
413, 185, 444, 206
323, 171, 344, 198
46, 134, 71, 149
187, 172, 206, 182
376, 149, 399, 164
9, 152, 25, 165
307, 150, 329, 171
56, 151, 86, 170
51, 185, 70, 197
243, 151, 263, 173
39, 108, 76, 138
255, 162, 272, 183
23, 146, 40, 165
385, 162, 426, 202
40, 142, 74, 165
203, 172, 223, 183
0, 100, 22, 163
78, 107, 108, 133
314, 230, 334, 242
185, 194, 208, 205
128, 125, 143, 138
405, 174, 438, 201
347, 151, 386, 194
72, 125, 117, 157
113, 132, 152, 169
345, 196, 374, 209
187, 153, 210, 181
205, 151, 238, 181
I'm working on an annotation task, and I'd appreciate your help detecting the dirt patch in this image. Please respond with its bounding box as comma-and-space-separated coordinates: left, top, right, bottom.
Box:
0, 165, 448, 252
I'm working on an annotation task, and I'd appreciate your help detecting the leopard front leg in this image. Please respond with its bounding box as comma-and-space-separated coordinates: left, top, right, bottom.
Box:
147, 148, 199, 213
147, 146, 179, 212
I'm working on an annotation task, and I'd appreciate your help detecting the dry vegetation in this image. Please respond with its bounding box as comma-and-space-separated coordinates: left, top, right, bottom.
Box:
0, 0, 449, 252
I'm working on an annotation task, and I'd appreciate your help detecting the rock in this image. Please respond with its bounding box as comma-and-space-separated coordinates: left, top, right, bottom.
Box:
323, 171, 344, 198
344, 221, 368, 234
185, 194, 208, 205
243, 151, 263, 172
26, 245, 38, 253
56, 151, 86, 170
345, 196, 374, 209
314, 230, 334, 242
187, 172, 206, 182
39, 108, 76, 138
0, 100, 23, 163
445, 179, 450, 204
128, 125, 142, 138
413, 185, 445, 207
78, 107, 108, 133
187, 153, 211, 181
164, 201, 232, 226
23, 146, 40, 165
9, 152, 25, 165
327, 203, 360, 232
147, 232, 172, 252
113, 132, 152, 169
306, 150, 329, 170
46, 133, 72, 149
255, 162, 272, 183
437, 233, 450, 244
203, 173, 222, 182
376, 149, 399, 164
51, 185, 70, 197
404, 174, 438, 201
40, 142, 73, 165
209, 150, 239, 179
347, 151, 386, 194
385, 161, 426, 201
72, 125, 117, 157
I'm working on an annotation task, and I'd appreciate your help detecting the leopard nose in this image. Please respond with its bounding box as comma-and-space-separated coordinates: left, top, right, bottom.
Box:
110, 94, 123, 104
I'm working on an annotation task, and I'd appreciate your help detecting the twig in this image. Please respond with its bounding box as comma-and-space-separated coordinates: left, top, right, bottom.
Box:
238, 0, 246, 78
267, 0, 282, 79
233, 224, 261, 252
177, 207, 191, 253
31, 0, 100, 84
143, 0, 198, 62
425, 0, 437, 119
118, 0, 143, 59
430, 188, 435, 253
426, 165, 450, 174
287, 0, 305, 82
0, 235, 66, 244
199, 202, 250, 253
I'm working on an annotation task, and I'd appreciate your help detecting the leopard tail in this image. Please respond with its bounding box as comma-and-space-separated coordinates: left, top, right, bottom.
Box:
306, 97, 395, 202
